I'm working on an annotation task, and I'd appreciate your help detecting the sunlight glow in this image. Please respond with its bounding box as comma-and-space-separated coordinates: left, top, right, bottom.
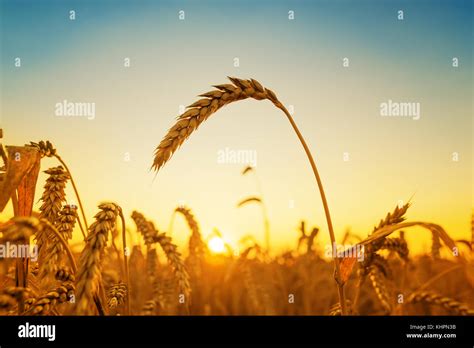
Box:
208, 236, 226, 254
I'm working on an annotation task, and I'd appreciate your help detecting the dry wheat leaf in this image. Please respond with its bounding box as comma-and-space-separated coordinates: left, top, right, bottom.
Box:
0, 146, 41, 212
16, 155, 41, 216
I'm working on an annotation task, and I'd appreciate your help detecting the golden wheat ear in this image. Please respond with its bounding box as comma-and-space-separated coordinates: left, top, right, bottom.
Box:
151, 77, 347, 314
151, 77, 281, 172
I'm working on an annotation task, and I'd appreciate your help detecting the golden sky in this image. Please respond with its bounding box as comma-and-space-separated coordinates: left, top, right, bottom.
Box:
1, 0, 472, 255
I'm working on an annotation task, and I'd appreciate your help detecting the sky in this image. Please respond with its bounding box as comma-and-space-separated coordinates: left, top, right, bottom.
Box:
1, 0, 472, 255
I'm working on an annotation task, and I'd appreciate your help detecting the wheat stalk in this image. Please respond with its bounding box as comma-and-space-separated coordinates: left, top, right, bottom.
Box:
306, 227, 319, 255
116, 207, 131, 315
431, 232, 442, 259
151, 77, 345, 313
241, 166, 271, 252
237, 196, 271, 252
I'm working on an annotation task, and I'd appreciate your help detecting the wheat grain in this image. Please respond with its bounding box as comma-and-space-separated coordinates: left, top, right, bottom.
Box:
25, 281, 75, 315
55, 268, 75, 283
107, 282, 127, 309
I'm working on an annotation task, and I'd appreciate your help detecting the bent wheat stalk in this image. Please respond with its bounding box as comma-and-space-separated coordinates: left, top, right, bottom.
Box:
117, 207, 131, 315
151, 77, 346, 313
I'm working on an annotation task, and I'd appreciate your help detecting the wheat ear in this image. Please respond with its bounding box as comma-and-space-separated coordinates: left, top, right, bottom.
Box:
381, 237, 409, 261
107, 282, 127, 310
131, 211, 191, 299
353, 204, 410, 310
175, 206, 207, 268
368, 265, 392, 314
24, 281, 75, 315
407, 291, 474, 316
151, 77, 345, 313
28, 140, 88, 239
37, 166, 69, 261
329, 300, 355, 316
39, 205, 78, 280
74, 203, 120, 315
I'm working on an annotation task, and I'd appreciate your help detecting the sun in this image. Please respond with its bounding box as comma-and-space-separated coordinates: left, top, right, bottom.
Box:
208, 236, 226, 254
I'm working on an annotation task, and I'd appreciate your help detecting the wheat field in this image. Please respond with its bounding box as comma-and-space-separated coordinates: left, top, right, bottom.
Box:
0, 78, 473, 316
